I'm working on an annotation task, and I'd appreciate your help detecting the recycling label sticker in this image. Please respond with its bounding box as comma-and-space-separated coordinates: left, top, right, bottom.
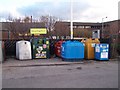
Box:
91, 43, 95, 47
101, 52, 108, 58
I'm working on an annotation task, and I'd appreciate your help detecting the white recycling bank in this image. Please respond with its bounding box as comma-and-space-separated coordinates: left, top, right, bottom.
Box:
16, 40, 32, 60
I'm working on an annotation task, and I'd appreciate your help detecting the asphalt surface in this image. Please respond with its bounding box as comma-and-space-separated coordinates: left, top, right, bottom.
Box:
2, 60, 118, 88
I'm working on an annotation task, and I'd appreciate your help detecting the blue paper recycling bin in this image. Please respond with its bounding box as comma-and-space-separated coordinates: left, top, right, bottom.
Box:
95, 44, 109, 60
61, 40, 84, 61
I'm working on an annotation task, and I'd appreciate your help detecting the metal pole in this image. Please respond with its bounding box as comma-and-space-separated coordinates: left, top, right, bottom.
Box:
101, 17, 107, 39
101, 18, 104, 38
70, 0, 73, 39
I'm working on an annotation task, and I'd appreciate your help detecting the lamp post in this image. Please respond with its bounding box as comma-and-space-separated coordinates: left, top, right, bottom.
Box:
70, 0, 73, 39
101, 17, 107, 38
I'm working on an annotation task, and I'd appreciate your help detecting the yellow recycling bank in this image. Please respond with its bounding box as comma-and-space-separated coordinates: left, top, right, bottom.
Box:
30, 28, 47, 35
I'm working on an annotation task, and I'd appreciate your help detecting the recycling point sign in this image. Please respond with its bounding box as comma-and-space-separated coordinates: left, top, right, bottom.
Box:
30, 28, 47, 35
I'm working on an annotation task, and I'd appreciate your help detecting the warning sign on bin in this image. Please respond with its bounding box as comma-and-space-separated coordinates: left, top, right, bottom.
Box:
30, 28, 47, 35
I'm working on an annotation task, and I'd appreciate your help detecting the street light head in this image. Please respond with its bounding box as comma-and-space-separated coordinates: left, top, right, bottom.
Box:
102, 17, 108, 22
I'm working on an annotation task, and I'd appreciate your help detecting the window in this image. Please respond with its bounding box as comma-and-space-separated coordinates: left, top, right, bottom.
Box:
78, 26, 84, 28
73, 26, 77, 28
85, 26, 91, 28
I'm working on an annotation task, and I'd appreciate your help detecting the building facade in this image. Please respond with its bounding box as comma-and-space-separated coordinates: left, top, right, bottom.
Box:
0, 22, 46, 40
0, 20, 119, 41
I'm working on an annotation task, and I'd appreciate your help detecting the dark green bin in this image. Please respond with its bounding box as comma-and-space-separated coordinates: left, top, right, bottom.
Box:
31, 38, 50, 59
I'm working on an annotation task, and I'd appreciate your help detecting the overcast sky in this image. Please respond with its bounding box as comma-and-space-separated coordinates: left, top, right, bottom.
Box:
0, 0, 119, 22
